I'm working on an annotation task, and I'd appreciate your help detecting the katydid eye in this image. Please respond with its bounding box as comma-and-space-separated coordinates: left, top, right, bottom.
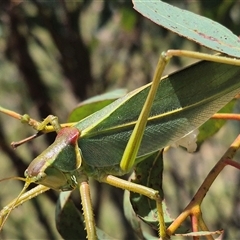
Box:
24, 169, 46, 182
24, 169, 28, 178
35, 172, 47, 182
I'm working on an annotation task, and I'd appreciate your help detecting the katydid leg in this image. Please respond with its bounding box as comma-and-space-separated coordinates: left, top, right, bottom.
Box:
118, 49, 240, 173
121, 49, 240, 172
0, 106, 75, 135
100, 175, 168, 239
0, 185, 50, 229
78, 177, 97, 240
120, 52, 171, 171
36, 115, 61, 133
166, 50, 240, 66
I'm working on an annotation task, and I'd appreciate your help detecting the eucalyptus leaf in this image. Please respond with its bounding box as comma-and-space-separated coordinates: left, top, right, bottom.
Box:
56, 191, 114, 240
130, 151, 167, 227
133, 0, 240, 57
68, 89, 127, 122
55, 191, 86, 240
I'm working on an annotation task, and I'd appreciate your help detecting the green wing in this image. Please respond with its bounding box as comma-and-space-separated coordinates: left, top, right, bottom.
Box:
75, 60, 240, 167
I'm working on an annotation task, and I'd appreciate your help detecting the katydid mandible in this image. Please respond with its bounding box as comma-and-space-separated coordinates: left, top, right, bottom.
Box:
1, 3, 240, 240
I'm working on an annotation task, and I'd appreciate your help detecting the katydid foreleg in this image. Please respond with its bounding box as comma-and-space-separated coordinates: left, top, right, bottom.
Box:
0, 106, 74, 135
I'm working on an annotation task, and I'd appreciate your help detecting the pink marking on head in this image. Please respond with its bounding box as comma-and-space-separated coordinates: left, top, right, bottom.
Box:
56, 127, 81, 145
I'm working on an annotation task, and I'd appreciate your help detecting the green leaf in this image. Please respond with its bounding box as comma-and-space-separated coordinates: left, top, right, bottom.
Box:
130, 150, 170, 228
68, 89, 127, 122
129, 150, 188, 234
56, 191, 114, 240
120, 7, 137, 31
55, 191, 87, 240
123, 190, 150, 239
133, 0, 240, 57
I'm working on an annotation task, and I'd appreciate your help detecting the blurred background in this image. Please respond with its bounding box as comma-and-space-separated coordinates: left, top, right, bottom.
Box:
0, 0, 240, 239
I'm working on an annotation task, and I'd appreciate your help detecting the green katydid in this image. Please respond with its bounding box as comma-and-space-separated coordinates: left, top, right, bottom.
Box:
1, 1, 240, 239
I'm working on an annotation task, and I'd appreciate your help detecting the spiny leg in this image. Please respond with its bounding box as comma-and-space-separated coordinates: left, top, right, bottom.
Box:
100, 175, 168, 239
78, 175, 97, 240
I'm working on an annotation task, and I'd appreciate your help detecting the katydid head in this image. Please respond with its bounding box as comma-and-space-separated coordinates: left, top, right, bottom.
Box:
0, 127, 82, 231
24, 127, 82, 191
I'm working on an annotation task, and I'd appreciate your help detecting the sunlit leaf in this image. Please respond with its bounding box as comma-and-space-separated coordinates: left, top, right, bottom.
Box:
68, 89, 127, 122
133, 0, 240, 57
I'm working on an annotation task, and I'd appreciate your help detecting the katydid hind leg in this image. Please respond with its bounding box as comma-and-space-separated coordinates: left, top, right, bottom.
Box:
166, 50, 240, 66
100, 175, 169, 239
120, 52, 171, 172
121, 49, 240, 172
